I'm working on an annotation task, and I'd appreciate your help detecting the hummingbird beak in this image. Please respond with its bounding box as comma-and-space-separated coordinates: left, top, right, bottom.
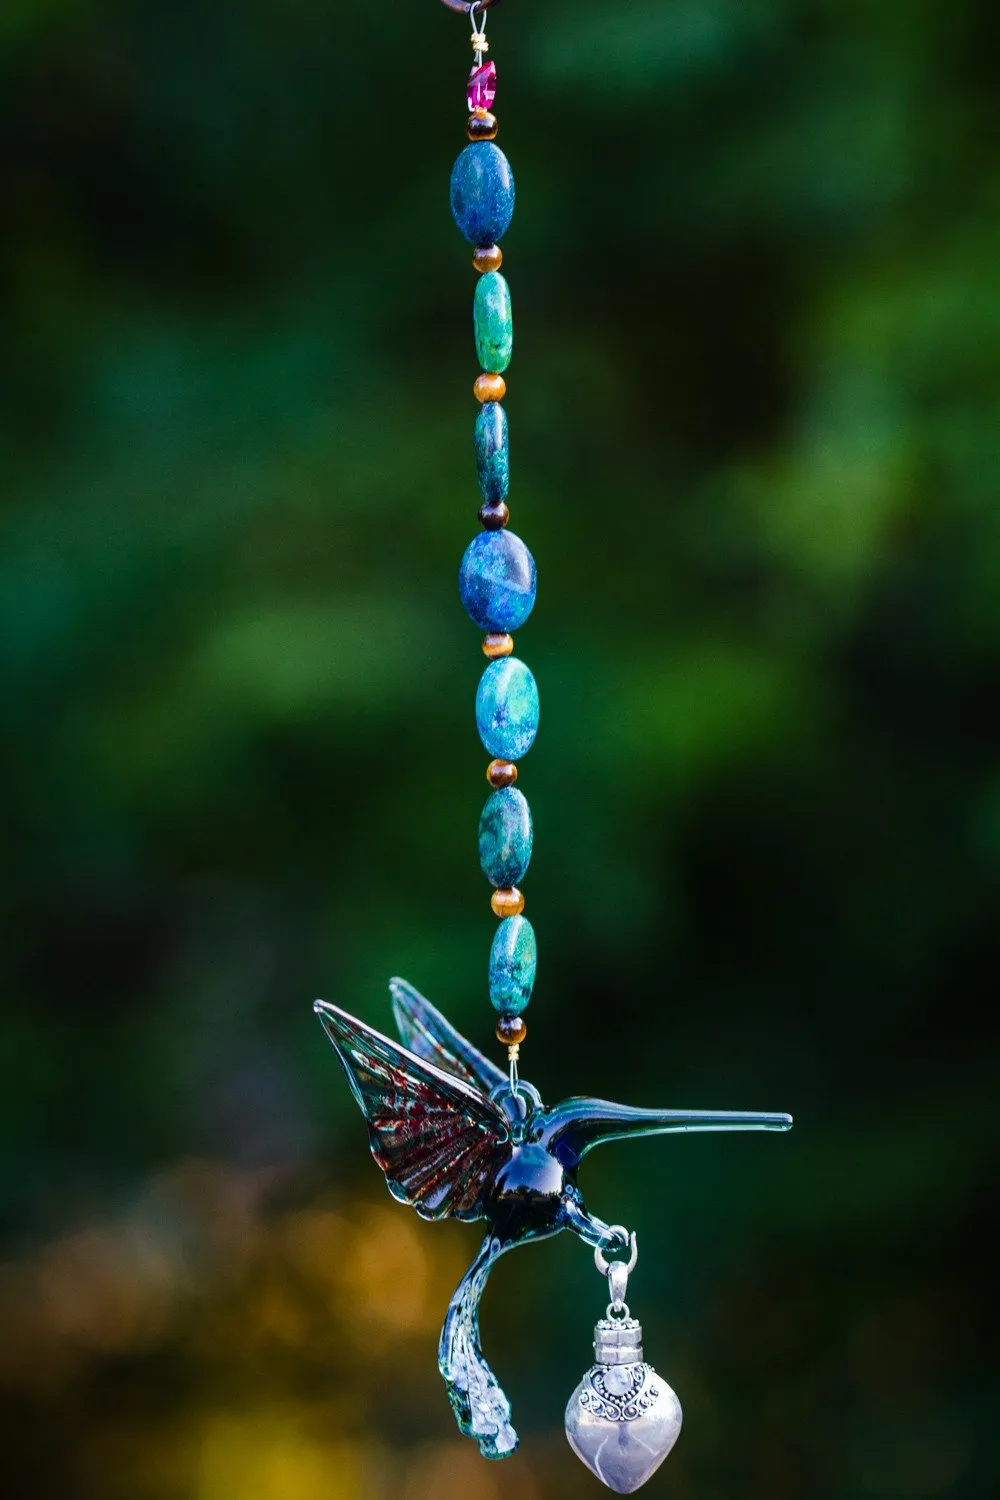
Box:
544, 1098, 793, 1168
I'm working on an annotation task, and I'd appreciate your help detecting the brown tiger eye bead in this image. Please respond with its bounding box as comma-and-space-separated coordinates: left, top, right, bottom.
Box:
491, 887, 525, 919
474, 372, 506, 403
473, 245, 503, 274
467, 110, 499, 142
486, 759, 517, 788
478, 500, 509, 530
482, 633, 514, 659
496, 1014, 527, 1047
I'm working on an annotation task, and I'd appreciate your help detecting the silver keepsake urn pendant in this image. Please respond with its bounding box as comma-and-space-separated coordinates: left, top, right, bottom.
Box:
565, 1237, 682, 1493
565, 1312, 682, 1493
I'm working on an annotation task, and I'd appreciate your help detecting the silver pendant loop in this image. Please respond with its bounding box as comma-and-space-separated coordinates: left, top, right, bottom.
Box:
594, 1226, 638, 1278
607, 1258, 630, 1312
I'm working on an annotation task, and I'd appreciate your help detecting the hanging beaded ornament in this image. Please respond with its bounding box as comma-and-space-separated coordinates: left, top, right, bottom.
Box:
314, 5, 792, 1490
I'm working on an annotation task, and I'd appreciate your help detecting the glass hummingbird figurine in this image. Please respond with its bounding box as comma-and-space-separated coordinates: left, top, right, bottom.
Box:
314, 981, 791, 1473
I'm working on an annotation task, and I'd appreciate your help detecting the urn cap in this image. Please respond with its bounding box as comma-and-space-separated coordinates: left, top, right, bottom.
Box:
594, 1313, 643, 1366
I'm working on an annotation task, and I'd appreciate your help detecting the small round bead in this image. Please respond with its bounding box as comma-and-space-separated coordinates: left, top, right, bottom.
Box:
492, 887, 525, 918
473, 246, 503, 273
496, 1015, 527, 1047
483, 633, 514, 659
468, 111, 499, 142
479, 500, 509, 530
474, 373, 506, 403
487, 759, 518, 788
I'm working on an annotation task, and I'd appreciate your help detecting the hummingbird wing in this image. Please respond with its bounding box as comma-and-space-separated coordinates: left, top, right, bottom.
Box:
389, 977, 506, 1095
315, 999, 511, 1222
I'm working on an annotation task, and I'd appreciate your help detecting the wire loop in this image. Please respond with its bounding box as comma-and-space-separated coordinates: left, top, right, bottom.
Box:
594, 1228, 638, 1278
440, 0, 502, 14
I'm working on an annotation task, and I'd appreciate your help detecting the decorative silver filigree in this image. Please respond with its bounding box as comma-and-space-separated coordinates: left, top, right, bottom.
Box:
578, 1363, 662, 1423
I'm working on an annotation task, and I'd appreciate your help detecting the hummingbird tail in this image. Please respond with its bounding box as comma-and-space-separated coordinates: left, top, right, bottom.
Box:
439, 1235, 518, 1460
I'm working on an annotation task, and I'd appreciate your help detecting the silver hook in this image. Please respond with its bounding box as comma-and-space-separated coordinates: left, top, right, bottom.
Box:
594, 1226, 638, 1278
594, 1226, 638, 1313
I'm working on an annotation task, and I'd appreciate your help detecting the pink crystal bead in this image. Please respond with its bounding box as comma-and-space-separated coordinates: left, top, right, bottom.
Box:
467, 61, 497, 113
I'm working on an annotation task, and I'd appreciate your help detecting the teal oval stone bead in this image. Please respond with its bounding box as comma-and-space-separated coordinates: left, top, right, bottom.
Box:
476, 657, 539, 760
450, 143, 515, 247
474, 271, 513, 374
475, 402, 509, 504
479, 787, 533, 888
489, 915, 537, 1014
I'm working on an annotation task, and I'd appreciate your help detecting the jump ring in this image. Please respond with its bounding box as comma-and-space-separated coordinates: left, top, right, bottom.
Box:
594, 1226, 638, 1277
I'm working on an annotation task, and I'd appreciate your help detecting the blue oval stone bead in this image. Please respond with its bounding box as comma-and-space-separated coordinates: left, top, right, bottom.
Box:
459, 530, 536, 633
476, 657, 539, 760
479, 787, 533, 888
475, 402, 509, 504
489, 915, 537, 1014
450, 143, 515, 247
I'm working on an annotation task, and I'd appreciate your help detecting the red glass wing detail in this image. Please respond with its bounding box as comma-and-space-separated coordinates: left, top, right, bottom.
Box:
316, 1001, 510, 1222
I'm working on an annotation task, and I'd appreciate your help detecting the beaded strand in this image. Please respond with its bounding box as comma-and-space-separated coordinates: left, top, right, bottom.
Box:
450, 15, 537, 1067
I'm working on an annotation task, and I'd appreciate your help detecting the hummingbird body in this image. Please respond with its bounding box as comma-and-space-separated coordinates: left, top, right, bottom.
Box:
315, 979, 791, 1460
487, 1142, 567, 1241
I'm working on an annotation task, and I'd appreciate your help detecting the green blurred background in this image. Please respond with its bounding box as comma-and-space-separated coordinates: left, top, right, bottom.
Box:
1, 1, 997, 1496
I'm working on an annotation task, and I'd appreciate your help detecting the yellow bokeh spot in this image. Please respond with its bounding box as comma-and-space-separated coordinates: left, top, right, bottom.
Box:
403, 1440, 503, 1500
194, 1414, 360, 1500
